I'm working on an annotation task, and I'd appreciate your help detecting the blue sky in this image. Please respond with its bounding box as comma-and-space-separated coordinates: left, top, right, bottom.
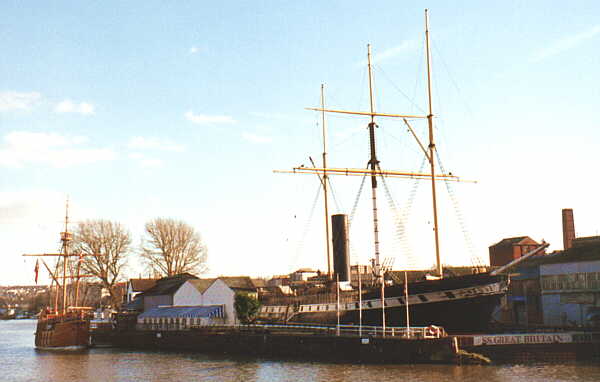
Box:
2, 1, 599, 285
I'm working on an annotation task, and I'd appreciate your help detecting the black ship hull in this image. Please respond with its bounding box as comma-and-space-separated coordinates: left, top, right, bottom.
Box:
260, 273, 507, 333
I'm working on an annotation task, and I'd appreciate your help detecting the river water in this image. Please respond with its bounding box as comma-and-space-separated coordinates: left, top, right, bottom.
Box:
3, 320, 600, 382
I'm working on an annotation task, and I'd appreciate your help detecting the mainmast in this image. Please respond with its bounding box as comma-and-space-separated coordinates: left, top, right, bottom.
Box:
424, 9, 443, 277
366, 44, 382, 278
60, 199, 73, 315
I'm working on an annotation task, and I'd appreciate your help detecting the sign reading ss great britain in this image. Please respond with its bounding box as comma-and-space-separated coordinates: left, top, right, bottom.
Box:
473, 333, 574, 346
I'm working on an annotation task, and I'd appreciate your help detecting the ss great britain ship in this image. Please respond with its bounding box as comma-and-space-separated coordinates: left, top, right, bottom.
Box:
23, 203, 92, 350
260, 10, 521, 333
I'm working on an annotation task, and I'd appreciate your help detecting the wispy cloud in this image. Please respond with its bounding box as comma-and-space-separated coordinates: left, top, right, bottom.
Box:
242, 132, 272, 144
128, 152, 163, 168
0, 91, 41, 111
531, 25, 600, 62
249, 111, 288, 120
0, 131, 115, 168
55, 100, 95, 115
189, 46, 200, 54
185, 111, 236, 125
128, 136, 185, 152
357, 40, 418, 66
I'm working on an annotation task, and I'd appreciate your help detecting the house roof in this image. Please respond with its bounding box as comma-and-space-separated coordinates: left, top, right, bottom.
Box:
490, 236, 534, 248
294, 268, 318, 273
188, 278, 216, 294
218, 276, 256, 291
138, 305, 224, 319
141, 273, 198, 297
523, 241, 600, 267
187, 276, 257, 294
129, 278, 157, 292
251, 278, 267, 288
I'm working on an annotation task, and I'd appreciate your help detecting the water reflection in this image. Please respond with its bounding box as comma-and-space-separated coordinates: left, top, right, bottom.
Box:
3, 320, 600, 382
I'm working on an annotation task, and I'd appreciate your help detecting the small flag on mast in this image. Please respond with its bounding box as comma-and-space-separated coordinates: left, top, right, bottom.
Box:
34, 260, 40, 284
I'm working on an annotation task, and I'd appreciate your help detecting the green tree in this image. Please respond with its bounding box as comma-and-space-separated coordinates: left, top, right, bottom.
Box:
234, 293, 260, 324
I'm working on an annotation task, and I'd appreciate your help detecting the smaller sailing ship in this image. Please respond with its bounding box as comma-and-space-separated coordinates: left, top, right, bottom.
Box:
24, 202, 93, 350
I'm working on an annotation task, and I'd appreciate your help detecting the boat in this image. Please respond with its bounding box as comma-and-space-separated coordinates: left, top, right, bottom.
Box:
259, 10, 511, 333
23, 202, 93, 350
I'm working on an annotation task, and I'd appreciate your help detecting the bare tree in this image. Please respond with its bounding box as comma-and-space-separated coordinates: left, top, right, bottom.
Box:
72, 220, 131, 308
141, 218, 208, 277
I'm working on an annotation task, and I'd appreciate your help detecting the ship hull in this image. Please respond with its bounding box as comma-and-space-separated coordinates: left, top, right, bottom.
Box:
260, 273, 507, 333
35, 313, 90, 350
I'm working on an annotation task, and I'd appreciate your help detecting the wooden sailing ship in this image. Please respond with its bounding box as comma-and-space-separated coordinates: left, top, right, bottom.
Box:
261, 10, 513, 332
24, 202, 93, 350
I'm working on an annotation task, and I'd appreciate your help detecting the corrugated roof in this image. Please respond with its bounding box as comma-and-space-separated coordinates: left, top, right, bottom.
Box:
138, 305, 224, 319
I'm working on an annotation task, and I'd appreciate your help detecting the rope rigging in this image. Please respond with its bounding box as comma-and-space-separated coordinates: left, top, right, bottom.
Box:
292, 183, 323, 268
434, 150, 485, 268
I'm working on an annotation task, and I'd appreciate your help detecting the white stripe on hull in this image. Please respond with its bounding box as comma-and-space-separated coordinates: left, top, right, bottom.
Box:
259, 280, 507, 317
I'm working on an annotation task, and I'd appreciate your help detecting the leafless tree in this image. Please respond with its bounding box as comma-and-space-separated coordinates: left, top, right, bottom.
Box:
72, 220, 131, 308
141, 217, 208, 277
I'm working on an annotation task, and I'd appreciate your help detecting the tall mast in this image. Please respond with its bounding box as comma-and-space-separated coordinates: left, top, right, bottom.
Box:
321, 84, 333, 279
61, 199, 72, 314
366, 44, 381, 275
425, 9, 443, 277
367, 44, 386, 333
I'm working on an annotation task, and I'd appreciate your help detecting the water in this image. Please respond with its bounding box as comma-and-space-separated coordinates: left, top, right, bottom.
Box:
2, 320, 600, 382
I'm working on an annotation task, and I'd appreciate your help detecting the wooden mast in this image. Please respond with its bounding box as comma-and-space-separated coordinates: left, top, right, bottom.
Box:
61, 200, 70, 315
424, 9, 443, 278
321, 84, 333, 280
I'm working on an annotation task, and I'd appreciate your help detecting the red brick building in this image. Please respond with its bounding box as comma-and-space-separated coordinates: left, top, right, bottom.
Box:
489, 236, 544, 267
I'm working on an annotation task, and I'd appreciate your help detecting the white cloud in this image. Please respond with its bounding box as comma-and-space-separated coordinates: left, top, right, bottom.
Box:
0, 131, 115, 168
531, 25, 600, 62
249, 111, 288, 120
185, 111, 236, 125
0, 91, 41, 111
189, 46, 199, 54
128, 152, 163, 168
358, 40, 418, 66
242, 132, 273, 144
128, 136, 185, 152
55, 100, 95, 115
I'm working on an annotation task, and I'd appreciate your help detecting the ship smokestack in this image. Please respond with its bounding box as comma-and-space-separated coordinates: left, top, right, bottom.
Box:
562, 208, 575, 250
331, 214, 350, 282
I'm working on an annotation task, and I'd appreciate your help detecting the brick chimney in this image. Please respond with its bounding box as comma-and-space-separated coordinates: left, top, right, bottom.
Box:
562, 208, 575, 250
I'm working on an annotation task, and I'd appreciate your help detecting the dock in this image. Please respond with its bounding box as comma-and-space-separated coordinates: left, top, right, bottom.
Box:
92, 323, 459, 364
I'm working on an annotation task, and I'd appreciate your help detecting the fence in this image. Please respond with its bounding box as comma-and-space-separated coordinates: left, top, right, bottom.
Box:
135, 322, 446, 339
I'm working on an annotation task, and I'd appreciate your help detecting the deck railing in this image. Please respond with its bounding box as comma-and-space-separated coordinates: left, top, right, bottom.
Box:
134, 322, 446, 339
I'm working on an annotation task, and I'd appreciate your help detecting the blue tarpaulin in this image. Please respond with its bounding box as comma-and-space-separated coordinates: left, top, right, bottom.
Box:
138, 305, 224, 319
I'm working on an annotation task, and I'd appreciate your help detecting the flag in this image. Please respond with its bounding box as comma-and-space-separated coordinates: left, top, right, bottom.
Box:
34, 260, 39, 284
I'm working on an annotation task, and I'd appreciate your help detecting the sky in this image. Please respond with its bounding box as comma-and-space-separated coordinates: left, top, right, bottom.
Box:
2, 1, 599, 286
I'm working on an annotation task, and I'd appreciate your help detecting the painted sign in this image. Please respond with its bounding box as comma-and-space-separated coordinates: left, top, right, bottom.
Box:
473, 333, 573, 346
